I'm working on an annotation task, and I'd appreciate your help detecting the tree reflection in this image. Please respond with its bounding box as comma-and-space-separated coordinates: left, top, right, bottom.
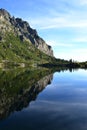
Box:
0, 68, 53, 120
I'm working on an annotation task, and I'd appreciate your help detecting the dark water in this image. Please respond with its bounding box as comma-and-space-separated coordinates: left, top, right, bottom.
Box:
0, 68, 87, 130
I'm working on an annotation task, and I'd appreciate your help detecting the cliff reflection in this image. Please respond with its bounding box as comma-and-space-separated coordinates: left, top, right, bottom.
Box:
0, 68, 53, 120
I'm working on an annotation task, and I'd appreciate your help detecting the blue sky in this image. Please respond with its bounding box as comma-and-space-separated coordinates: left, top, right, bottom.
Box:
1, 0, 87, 61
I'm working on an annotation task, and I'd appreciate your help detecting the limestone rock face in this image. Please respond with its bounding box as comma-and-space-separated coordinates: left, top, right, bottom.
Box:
0, 9, 54, 57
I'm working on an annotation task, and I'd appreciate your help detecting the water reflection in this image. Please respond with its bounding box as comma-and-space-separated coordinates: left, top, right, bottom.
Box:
0, 68, 53, 120
0, 68, 87, 130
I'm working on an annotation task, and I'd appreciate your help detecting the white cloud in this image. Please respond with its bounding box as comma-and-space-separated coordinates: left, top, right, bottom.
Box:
29, 12, 87, 30
27, 0, 87, 62
80, 0, 87, 5
73, 37, 87, 42
54, 48, 87, 62
73, 48, 87, 53
47, 40, 74, 47
28, 0, 87, 30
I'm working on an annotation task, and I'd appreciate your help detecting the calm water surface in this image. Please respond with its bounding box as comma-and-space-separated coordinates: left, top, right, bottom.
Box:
0, 69, 87, 130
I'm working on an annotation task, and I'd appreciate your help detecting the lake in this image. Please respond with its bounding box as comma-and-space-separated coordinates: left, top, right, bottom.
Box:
0, 68, 87, 130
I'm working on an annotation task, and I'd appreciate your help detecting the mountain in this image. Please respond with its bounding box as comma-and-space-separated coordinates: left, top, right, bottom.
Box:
0, 8, 54, 66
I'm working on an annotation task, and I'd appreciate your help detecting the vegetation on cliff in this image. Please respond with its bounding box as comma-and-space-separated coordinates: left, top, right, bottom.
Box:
0, 8, 87, 68
0, 8, 56, 67
0, 32, 55, 65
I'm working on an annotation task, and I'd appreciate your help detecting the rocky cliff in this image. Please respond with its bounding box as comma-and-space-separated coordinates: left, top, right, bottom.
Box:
0, 8, 53, 57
